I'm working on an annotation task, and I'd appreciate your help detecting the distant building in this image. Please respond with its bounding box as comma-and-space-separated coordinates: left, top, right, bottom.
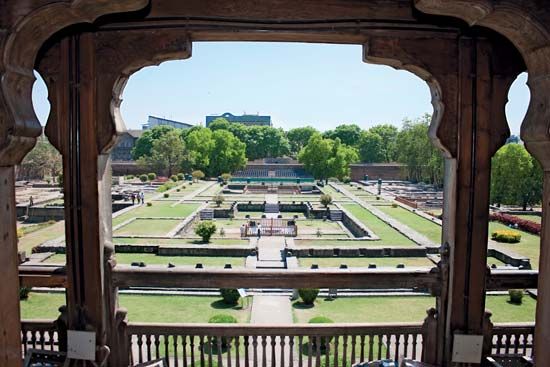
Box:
111, 130, 143, 161
142, 115, 194, 130
205, 112, 272, 127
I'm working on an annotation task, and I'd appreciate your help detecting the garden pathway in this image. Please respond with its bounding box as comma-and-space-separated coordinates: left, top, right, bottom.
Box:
254, 237, 286, 268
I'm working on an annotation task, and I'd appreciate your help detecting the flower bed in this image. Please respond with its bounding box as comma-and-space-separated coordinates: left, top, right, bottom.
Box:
491, 229, 521, 243
489, 212, 541, 235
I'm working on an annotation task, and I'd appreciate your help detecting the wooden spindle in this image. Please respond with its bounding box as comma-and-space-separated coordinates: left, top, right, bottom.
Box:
332, 335, 338, 367
182, 335, 188, 367
244, 335, 250, 367
190, 335, 196, 367
146, 334, 152, 361
315, 336, 321, 367
394, 334, 400, 361
412, 333, 418, 360
360, 335, 365, 362
307, 336, 312, 367
235, 335, 241, 367
227, 336, 233, 367
164, 335, 170, 367
342, 335, 348, 367
155, 334, 161, 359
199, 336, 205, 367
137, 334, 144, 363
261, 336, 267, 367
253, 335, 259, 367
350, 335, 356, 365
216, 337, 223, 367
173, 335, 179, 367
376, 335, 383, 361
403, 333, 409, 359
280, 335, 285, 367
289, 336, 295, 367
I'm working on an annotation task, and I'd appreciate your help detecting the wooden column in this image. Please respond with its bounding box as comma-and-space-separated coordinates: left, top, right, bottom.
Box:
441, 36, 523, 365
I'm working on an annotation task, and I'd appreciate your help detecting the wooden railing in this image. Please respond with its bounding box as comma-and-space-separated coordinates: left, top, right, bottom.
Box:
21, 320, 59, 354
491, 323, 535, 358
126, 323, 425, 367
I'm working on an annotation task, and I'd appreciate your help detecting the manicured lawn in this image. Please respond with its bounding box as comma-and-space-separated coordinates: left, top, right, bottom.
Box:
321, 186, 347, 200
298, 257, 435, 268
113, 203, 199, 226
487, 257, 508, 267
342, 204, 416, 247
293, 295, 535, 323
114, 219, 181, 236
513, 214, 541, 224
295, 239, 385, 247
21, 293, 251, 323
18, 220, 65, 253
376, 206, 442, 243
44, 253, 246, 267
489, 222, 541, 269
113, 237, 249, 246
299, 220, 343, 231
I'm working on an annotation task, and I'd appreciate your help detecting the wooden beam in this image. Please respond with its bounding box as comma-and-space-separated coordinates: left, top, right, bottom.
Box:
0, 167, 22, 366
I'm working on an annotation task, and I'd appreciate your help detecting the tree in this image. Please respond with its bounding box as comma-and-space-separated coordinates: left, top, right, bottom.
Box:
287, 127, 318, 155
192, 170, 205, 181
207, 117, 231, 131
369, 124, 399, 162
298, 134, 358, 182
195, 221, 217, 243
213, 194, 225, 207
323, 124, 362, 147
320, 194, 332, 208
20, 137, 62, 180
209, 130, 247, 176
491, 143, 542, 210
132, 125, 174, 160
185, 127, 215, 172
358, 131, 385, 163
136, 129, 189, 176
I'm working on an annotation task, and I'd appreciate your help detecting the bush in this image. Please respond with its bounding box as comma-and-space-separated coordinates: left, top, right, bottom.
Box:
125, 175, 134, 179
177, 188, 181, 192
170, 175, 178, 182
192, 170, 205, 181
214, 194, 225, 207
320, 194, 332, 208
147, 173, 156, 181
508, 289, 524, 304
342, 177, 351, 184
309, 316, 334, 347
492, 229, 521, 243
221, 173, 232, 183
298, 288, 319, 305
20, 287, 30, 300
391, 203, 398, 208
489, 212, 540, 235
209, 313, 238, 347
139, 174, 148, 182
220, 289, 240, 305
146, 202, 153, 207
177, 173, 184, 181
164, 193, 170, 198
195, 221, 217, 243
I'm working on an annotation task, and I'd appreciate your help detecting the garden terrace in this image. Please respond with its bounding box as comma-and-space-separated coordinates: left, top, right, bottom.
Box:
3, 0, 550, 366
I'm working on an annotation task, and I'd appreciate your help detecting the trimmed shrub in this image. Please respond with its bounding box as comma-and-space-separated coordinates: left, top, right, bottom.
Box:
221, 173, 232, 183
220, 289, 240, 305
391, 203, 398, 208
146, 202, 153, 207
177, 188, 181, 192
298, 288, 319, 305
192, 170, 205, 181
342, 177, 351, 184
195, 221, 217, 243
125, 174, 134, 179
177, 173, 184, 181
209, 313, 238, 347
214, 194, 225, 207
320, 194, 332, 208
508, 289, 524, 304
20, 287, 30, 300
489, 212, 541, 235
170, 175, 178, 182
164, 193, 170, 198
139, 174, 148, 182
309, 316, 334, 347
491, 229, 521, 243
147, 173, 156, 181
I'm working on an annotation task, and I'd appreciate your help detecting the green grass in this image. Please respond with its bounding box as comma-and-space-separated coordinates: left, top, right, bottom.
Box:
44, 253, 246, 267
299, 220, 343, 231
298, 257, 435, 268
513, 214, 541, 224
18, 220, 65, 253
342, 204, 416, 247
489, 222, 541, 269
113, 237, 249, 246
376, 206, 442, 243
320, 186, 347, 200
293, 295, 535, 324
21, 293, 251, 323
114, 219, 181, 236
295, 239, 384, 247
113, 203, 199, 226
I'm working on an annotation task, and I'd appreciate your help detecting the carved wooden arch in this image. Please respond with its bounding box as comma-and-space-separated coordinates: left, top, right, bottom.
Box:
0, 0, 149, 165
415, 0, 550, 166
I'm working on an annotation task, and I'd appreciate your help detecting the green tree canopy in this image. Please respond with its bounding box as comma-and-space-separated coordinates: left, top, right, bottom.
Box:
358, 131, 385, 163
208, 118, 231, 131
491, 143, 542, 210
184, 127, 215, 172
323, 124, 362, 147
136, 129, 189, 176
287, 126, 319, 156
208, 130, 247, 176
369, 124, 399, 162
20, 136, 62, 180
132, 125, 175, 160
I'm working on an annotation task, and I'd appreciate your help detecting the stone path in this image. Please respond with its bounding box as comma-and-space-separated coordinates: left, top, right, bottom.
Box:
254, 237, 286, 269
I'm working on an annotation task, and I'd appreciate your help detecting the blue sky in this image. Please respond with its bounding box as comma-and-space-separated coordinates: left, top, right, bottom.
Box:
32, 42, 529, 134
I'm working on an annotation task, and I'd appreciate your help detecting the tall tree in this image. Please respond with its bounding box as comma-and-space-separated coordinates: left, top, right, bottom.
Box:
136, 129, 189, 176
207, 117, 231, 131
369, 124, 399, 162
20, 136, 62, 180
209, 130, 247, 176
491, 143, 543, 210
328, 138, 359, 180
323, 124, 362, 147
287, 126, 319, 155
185, 127, 215, 172
358, 131, 385, 163
132, 125, 175, 160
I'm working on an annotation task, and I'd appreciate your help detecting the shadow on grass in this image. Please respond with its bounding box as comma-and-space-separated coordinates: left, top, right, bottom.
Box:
506, 300, 525, 306
292, 301, 315, 310
190, 240, 210, 245
210, 300, 243, 310
299, 341, 330, 356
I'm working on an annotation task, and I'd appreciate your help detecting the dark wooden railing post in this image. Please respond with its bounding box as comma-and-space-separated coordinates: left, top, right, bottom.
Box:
482, 310, 494, 358
114, 308, 130, 366
421, 308, 438, 365
54, 305, 68, 352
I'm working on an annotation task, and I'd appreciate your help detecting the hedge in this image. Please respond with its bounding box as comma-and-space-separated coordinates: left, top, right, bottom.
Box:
492, 229, 521, 243
489, 212, 540, 235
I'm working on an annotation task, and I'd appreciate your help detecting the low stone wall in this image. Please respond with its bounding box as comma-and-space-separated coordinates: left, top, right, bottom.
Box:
340, 210, 370, 238
158, 246, 254, 257
279, 203, 308, 213
236, 203, 265, 212
287, 247, 428, 257
350, 163, 406, 181
488, 248, 532, 269
18, 202, 131, 223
